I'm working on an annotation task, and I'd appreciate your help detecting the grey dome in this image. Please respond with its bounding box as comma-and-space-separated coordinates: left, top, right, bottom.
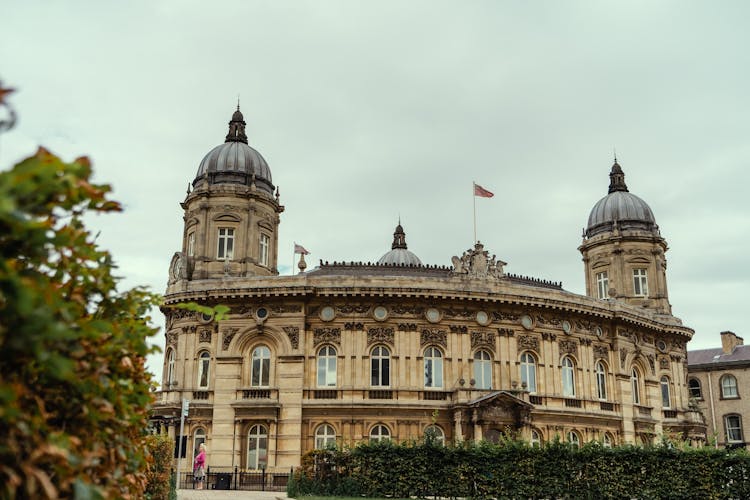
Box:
193, 107, 274, 195
586, 162, 657, 237
377, 223, 423, 266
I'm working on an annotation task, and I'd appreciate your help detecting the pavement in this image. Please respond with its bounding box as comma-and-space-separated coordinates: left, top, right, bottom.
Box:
177, 489, 288, 500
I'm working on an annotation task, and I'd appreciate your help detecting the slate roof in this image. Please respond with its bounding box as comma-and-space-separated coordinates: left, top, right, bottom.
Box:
688, 344, 750, 368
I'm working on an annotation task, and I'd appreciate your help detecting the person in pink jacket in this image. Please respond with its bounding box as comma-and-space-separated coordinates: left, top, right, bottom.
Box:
193, 443, 206, 490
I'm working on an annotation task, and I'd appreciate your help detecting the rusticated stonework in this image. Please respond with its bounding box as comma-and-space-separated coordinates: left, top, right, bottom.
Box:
314, 327, 341, 347
559, 339, 578, 357
368, 327, 394, 346
471, 330, 496, 351
517, 335, 540, 352
222, 327, 239, 350
420, 328, 447, 348
282, 326, 299, 349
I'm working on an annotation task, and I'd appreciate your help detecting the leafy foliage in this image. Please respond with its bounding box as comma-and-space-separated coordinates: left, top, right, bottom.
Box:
294, 440, 750, 499
144, 434, 175, 500
0, 147, 160, 498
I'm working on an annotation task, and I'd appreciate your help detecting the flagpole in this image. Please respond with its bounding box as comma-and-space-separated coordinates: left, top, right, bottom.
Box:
292, 246, 295, 276
472, 182, 477, 243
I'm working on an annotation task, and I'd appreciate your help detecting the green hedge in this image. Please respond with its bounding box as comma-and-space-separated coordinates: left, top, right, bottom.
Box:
292, 440, 750, 499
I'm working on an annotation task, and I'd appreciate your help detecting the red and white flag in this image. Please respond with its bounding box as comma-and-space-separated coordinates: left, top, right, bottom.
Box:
294, 242, 310, 255
473, 183, 494, 198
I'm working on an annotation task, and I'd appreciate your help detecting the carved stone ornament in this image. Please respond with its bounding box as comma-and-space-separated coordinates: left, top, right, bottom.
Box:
391, 305, 424, 315
659, 356, 669, 370
517, 335, 540, 353
337, 304, 369, 314
222, 328, 239, 350
450, 241, 506, 279
398, 323, 417, 331
314, 328, 341, 347
420, 328, 447, 348
168, 252, 188, 284
493, 311, 519, 322
471, 330, 496, 351
271, 304, 302, 314
368, 327, 394, 346
647, 354, 656, 374
593, 344, 609, 359
166, 330, 178, 346
620, 347, 628, 368
535, 315, 562, 327
282, 326, 299, 349
199, 328, 212, 343
558, 339, 578, 357
541, 332, 557, 341
344, 322, 364, 330
443, 308, 473, 319
498, 328, 515, 337
450, 325, 468, 334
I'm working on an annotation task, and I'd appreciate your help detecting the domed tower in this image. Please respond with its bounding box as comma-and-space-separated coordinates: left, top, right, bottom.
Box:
170, 106, 284, 281
579, 161, 671, 313
377, 222, 423, 266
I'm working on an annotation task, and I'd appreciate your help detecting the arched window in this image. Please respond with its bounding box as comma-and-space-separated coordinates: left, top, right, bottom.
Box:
317, 346, 337, 387
530, 429, 542, 447
424, 347, 443, 388
315, 424, 336, 449
660, 376, 671, 409
725, 414, 744, 444
631, 368, 641, 405
688, 378, 702, 399
371, 346, 390, 387
424, 425, 445, 445
520, 352, 537, 393
166, 348, 175, 387
197, 351, 210, 389
595, 361, 607, 400
193, 428, 206, 459
251, 346, 271, 387
602, 432, 613, 449
370, 424, 390, 442
721, 374, 739, 399
473, 350, 492, 390
567, 430, 580, 448
562, 356, 575, 397
247, 424, 268, 470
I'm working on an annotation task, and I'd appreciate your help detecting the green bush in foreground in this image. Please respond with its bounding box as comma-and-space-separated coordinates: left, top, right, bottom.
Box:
293, 440, 750, 499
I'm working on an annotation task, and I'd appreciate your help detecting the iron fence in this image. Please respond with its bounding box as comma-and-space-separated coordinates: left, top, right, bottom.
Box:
176, 466, 291, 491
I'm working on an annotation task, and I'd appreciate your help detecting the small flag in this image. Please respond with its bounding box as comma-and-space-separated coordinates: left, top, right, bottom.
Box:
474, 183, 494, 198
294, 243, 310, 255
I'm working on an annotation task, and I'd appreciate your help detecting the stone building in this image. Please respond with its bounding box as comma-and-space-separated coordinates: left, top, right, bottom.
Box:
151, 108, 706, 473
688, 331, 750, 449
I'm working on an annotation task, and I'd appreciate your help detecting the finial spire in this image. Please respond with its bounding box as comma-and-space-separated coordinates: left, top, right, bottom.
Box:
391, 222, 407, 250
608, 158, 628, 193
225, 104, 248, 144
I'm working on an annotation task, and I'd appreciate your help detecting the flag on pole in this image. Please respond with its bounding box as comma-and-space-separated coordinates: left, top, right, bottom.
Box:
294, 242, 310, 255
473, 183, 494, 198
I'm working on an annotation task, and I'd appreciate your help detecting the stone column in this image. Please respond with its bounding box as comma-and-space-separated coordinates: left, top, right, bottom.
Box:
472, 410, 482, 441
453, 410, 464, 442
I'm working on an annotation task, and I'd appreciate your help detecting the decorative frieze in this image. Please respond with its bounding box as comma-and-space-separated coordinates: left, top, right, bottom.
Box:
493, 311, 519, 322
535, 315, 562, 327
420, 328, 447, 348
337, 304, 369, 314
282, 326, 300, 349
593, 345, 609, 359
541, 332, 557, 341
498, 328, 515, 337
391, 305, 424, 315
344, 322, 364, 330
368, 327, 394, 346
398, 323, 417, 332
222, 328, 239, 350
559, 339, 578, 357
443, 308, 473, 319
271, 304, 302, 314
471, 330, 496, 351
517, 335, 539, 353
314, 327, 341, 347
449, 325, 468, 334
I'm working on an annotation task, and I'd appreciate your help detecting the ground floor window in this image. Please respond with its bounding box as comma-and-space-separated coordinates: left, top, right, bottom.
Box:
247, 424, 268, 470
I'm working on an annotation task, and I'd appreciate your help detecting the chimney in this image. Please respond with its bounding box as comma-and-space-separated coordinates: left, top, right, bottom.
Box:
721, 331, 743, 354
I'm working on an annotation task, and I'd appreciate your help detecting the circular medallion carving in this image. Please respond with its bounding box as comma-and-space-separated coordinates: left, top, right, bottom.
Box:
476, 310, 490, 326
373, 306, 389, 322
425, 308, 441, 324
595, 326, 603, 338
561, 320, 571, 334
657, 340, 667, 353
520, 315, 534, 330
256, 307, 269, 320
320, 306, 335, 322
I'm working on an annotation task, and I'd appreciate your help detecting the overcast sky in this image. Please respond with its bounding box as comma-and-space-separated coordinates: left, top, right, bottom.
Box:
2, 1, 749, 383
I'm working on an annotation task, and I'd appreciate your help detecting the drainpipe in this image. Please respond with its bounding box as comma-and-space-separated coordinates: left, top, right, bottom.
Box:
707, 372, 718, 448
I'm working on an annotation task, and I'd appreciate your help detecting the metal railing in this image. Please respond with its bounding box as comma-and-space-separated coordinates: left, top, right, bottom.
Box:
176, 466, 291, 491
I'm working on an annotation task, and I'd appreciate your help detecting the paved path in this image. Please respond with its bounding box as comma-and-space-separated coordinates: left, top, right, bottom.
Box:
177, 489, 287, 500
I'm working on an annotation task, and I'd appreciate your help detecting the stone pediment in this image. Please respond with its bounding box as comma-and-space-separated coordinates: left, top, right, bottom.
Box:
451, 242, 506, 279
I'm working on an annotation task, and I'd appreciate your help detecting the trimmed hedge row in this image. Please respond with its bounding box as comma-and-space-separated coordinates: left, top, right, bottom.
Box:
292, 440, 750, 499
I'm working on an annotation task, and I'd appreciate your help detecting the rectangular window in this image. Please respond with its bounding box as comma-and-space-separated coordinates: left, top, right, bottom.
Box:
726, 415, 743, 443
633, 268, 648, 296
187, 231, 195, 257
259, 233, 270, 266
217, 228, 235, 260
596, 271, 609, 299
